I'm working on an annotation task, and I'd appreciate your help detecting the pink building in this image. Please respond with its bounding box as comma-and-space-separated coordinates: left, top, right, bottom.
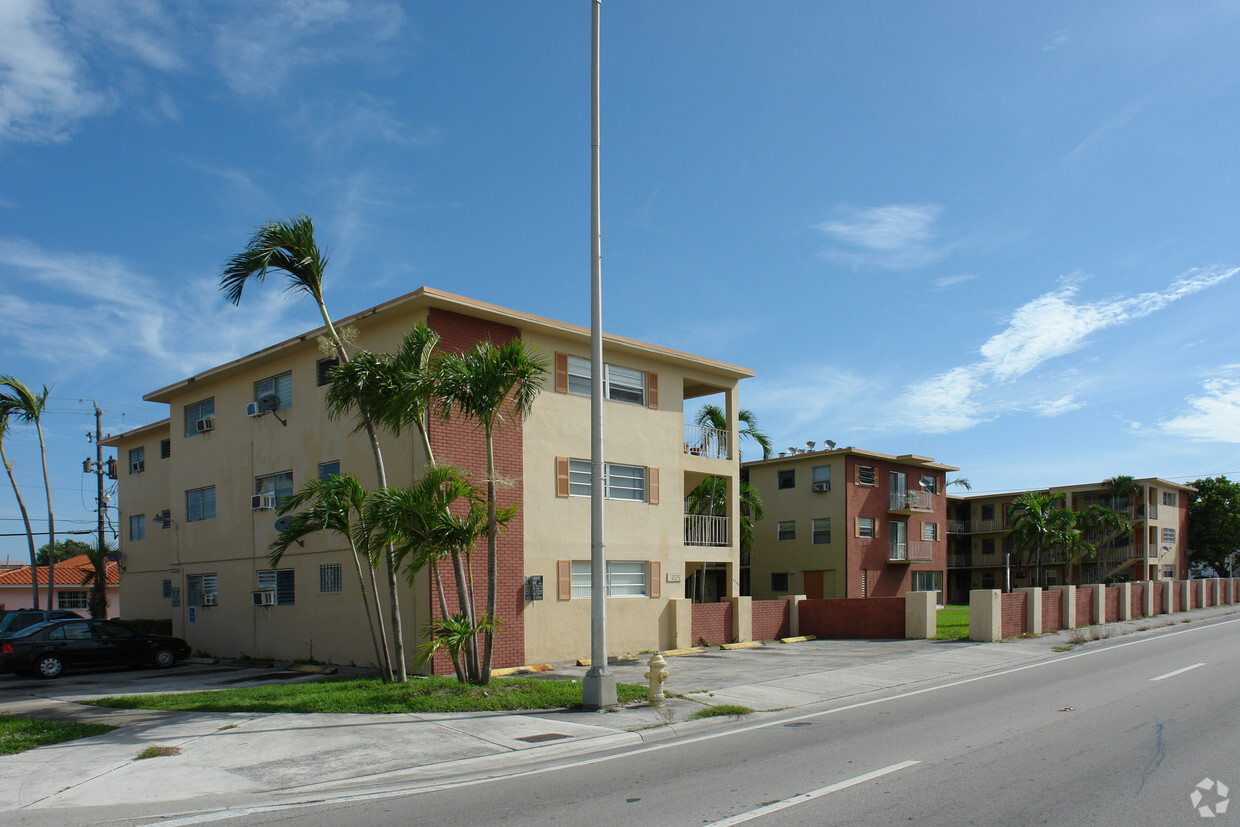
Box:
0, 554, 120, 616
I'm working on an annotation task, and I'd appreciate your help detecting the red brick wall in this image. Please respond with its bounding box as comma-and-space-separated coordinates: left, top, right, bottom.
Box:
752, 599, 790, 640
798, 597, 904, 639
1176, 583, 1186, 612
1041, 590, 1062, 632
1152, 584, 1164, 615
1001, 592, 1026, 638
1104, 586, 1121, 623
1130, 584, 1144, 618
1076, 589, 1093, 626
426, 308, 525, 674
692, 602, 734, 645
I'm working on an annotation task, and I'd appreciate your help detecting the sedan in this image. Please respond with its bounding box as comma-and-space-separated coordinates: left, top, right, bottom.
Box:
0, 619, 192, 679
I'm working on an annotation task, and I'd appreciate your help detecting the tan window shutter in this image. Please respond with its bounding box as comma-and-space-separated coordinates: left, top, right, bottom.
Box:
558, 560, 571, 600
554, 352, 569, 394
646, 371, 658, 410
647, 467, 660, 504
854, 517, 861, 538
650, 561, 661, 598
556, 457, 570, 498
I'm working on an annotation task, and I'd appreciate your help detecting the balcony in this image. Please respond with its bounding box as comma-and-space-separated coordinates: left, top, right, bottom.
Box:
1147, 503, 1158, 520
948, 553, 972, 568
685, 513, 729, 547
946, 519, 968, 534
684, 423, 729, 460
889, 540, 934, 563
889, 489, 933, 514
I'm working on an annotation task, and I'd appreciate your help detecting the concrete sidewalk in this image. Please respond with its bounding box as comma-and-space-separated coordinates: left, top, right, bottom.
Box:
2, 602, 1238, 817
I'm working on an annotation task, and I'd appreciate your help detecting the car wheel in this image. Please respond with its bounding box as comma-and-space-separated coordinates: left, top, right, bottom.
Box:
35, 654, 65, 679
152, 648, 177, 668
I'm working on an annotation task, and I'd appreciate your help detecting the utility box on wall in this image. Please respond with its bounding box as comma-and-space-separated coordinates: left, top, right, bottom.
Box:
525, 575, 544, 601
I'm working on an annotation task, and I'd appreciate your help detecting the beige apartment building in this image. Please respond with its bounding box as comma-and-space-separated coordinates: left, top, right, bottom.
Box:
102, 287, 752, 670
945, 477, 1194, 602
744, 446, 957, 602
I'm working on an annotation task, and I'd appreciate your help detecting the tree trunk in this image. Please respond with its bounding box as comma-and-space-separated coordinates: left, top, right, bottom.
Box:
433, 560, 467, 683
1, 444, 40, 609
349, 538, 391, 682
481, 424, 497, 684
450, 549, 478, 683
37, 424, 54, 606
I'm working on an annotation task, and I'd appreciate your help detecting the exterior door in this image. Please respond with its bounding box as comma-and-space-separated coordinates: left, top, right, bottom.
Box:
804, 570, 824, 600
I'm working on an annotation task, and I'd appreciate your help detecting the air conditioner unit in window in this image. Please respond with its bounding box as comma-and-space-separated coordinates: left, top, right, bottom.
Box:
201, 593, 218, 607
245, 402, 261, 417
252, 589, 276, 607
131, 460, 145, 473
196, 417, 215, 433
812, 481, 830, 492
251, 492, 277, 511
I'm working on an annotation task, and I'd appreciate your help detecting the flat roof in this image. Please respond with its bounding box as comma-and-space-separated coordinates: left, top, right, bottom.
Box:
742, 446, 958, 473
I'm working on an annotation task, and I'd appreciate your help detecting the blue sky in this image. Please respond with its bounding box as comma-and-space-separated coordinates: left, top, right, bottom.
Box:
3, 1, 1240, 563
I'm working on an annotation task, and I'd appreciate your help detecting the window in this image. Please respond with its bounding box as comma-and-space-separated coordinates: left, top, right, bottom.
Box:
889, 521, 907, 560
186, 573, 217, 607
57, 591, 88, 609
257, 568, 296, 605
777, 469, 796, 490
570, 560, 649, 597
186, 486, 216, 522
920, 475, 938, 494
980, 504, 995, 522
922, 522, 939, 541
604, 364, 645, 405
559, 356, 654, 407
912, 571, 942, 594
812, 518, 831, 545
255, 371, 292, 410
812, 465, 830, 490
858, 517, 875, 538
129, 446, 145, 474
1163, 565, 1175, 578
857, 466, 876, 486
319, 563, 343, 594
1161, 527, 1176, 544
255, 471, 294, 508
1163, 491, 1176, 507
185, 397, 214, 436
316, 357, 339, 387
770, 572, 789, 592
162, 579, 173, 598
778, 520, 796, 541
568, 459, 591, 497
158, 509, 171, 529
160, 438, 171, 459
982, 538, 995, 555
318, 461, 341, 481
566, 459, 649, 501
565, 356, 591, 395
129, 514, 145, 541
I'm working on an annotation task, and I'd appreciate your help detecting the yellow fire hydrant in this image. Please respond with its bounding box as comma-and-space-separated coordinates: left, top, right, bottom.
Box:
645, 652, 669, 707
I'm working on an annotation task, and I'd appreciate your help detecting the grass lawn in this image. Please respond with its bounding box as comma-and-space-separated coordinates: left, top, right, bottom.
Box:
0, 715, 115, 756
936, 604, 970, 640
85, 676, 649, 714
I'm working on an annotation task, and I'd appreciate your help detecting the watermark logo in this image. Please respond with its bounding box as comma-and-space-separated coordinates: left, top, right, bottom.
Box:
1191, 778, 1230, 818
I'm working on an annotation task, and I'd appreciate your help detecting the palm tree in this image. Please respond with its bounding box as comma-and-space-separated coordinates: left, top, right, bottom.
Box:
1055, 519, 1096, 586
435, 339, 547, 684
0, 401, 40, 608
1008, 491, 1073, 588
1101, 475, 1140, 518
1080, 502, 1131, 584
80, 540, 114, 619
693, 404, 773, 462
270, 474, 392, 680
737, 479, 765, 566
1, 377, 54, 605
220, 215, 408, 681
947, 477, 972, 491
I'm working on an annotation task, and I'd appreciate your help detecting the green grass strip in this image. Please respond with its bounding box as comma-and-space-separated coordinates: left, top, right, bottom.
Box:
690, 704, 752, 720
936, 604, 970, 640
0, 715, 116, 756
85, 676, 648, 714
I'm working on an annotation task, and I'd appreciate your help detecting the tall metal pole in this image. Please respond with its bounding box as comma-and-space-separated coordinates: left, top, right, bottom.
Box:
95, 404, 105, 554
583, 0, 616, 710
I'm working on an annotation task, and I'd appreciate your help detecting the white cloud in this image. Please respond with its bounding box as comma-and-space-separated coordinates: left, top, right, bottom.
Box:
932, 274, 976, 290
1033, 395, 1083, 417
897, 367, 985, 433
814, 203, 947, 270
1161, 369, 1240, 443
1043, 29, 1070, 52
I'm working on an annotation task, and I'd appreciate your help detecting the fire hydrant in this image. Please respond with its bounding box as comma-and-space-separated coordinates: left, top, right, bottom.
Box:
644, 652, 669, 707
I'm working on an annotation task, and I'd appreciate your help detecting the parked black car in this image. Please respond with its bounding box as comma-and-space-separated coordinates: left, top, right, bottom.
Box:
0, 618, 191, 679
0, 609, 85, 636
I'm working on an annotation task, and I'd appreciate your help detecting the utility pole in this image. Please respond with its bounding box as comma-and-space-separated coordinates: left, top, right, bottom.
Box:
95, 404, 105, 552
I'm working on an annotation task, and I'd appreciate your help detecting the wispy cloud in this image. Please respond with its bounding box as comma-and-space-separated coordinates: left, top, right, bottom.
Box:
1161, 367, 1240, 443
814, 203, 948, 270
1043, 29, 1070, 52
893, 266, 1238, 433
1033, 395, 1083, 417
932, 274, 976, 290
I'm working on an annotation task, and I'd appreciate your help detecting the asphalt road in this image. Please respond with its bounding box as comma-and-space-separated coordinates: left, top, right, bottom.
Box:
228, 617, 1240, 826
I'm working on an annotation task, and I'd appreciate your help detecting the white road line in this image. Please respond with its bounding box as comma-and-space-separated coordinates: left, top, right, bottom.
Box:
705, 760, 921, 826
1150, 662, 1206, 681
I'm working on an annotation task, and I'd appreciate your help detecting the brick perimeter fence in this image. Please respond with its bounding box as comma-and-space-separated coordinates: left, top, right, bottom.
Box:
799, 597, 905, 639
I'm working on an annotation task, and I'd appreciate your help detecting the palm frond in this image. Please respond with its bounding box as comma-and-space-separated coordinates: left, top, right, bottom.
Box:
219, 215, 328, 307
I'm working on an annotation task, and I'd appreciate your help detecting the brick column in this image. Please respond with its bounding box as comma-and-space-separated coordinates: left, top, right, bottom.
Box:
668, 597, 693, 649
969, 589, 1002, 642
1142, 581, 1154, 617
786, 594, 805, 637
1161, 580, 1173, 615
728, 596, 752, 643
1119, 582, 1132, 621
1093, 585, 1106, 626
1016, 587, 1042, 634
905, 591, 937, 639
1052, 585, 1075, 628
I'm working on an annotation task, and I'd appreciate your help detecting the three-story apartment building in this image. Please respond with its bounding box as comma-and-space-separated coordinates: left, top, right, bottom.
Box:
102, 287, 752, 670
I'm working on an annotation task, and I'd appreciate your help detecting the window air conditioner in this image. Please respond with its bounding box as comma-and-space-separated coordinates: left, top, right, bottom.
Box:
201, 593, 218, 607
252, 589, 276, 607
196, 417, 215, 432
131, 460, 145, 473
812, 481, 830, 492
245, 402, 260, 417
251, 493, 277, 511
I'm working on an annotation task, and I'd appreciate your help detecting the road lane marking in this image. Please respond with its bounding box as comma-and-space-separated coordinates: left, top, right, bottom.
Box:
705, 760, 921, 826
1150, 662, 1205, 681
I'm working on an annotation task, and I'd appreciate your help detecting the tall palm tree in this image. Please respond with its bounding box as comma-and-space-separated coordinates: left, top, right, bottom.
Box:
1008, 491, 1073, 588
693, 404, 773, 461
270, 474, 392, 680
947, 477, 972, 491
1, 377, 54, 605
435, 339, 547, 684
1101, 475, 1140, 517
220, 215, 408, 681
0, 402, 41, 608
1080, 502, 1131, 584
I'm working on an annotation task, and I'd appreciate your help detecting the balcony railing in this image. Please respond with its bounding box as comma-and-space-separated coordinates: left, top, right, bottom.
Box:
684, 424, 729, 460
889, 541, 934, 563
889, 489, 933, 512
685, 513, 729, 547
1147, 504, 1158, 520
946, 519, 968, 534
948, 553, 972, 567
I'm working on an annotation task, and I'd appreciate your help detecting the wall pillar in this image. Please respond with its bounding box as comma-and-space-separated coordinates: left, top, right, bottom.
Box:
1119, 582, 1132, 621
1214, 578, 1223, 607
1142, 581, 1154, 617
728, 596, 752, 643
1161, 580, 1173, 615
668, 597, 693, 650
1052, 585, 1075, 629
969, 589, 1002, 642
786, 594, 805, 637
1093, 585, 1106, 626
1016, 587, 1042, 635
905, 591, 937, 639
1180, 580, 1191, 611
1197, 578, 1208, 609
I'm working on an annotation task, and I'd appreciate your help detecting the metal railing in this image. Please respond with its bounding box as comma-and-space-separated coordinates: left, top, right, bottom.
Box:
907, 541, 934, 561
889, 489, 933, 511
684, 513, 729, 547
684, 424, 729, 460
948, 553, 972, 567
946, 519, 968, 534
